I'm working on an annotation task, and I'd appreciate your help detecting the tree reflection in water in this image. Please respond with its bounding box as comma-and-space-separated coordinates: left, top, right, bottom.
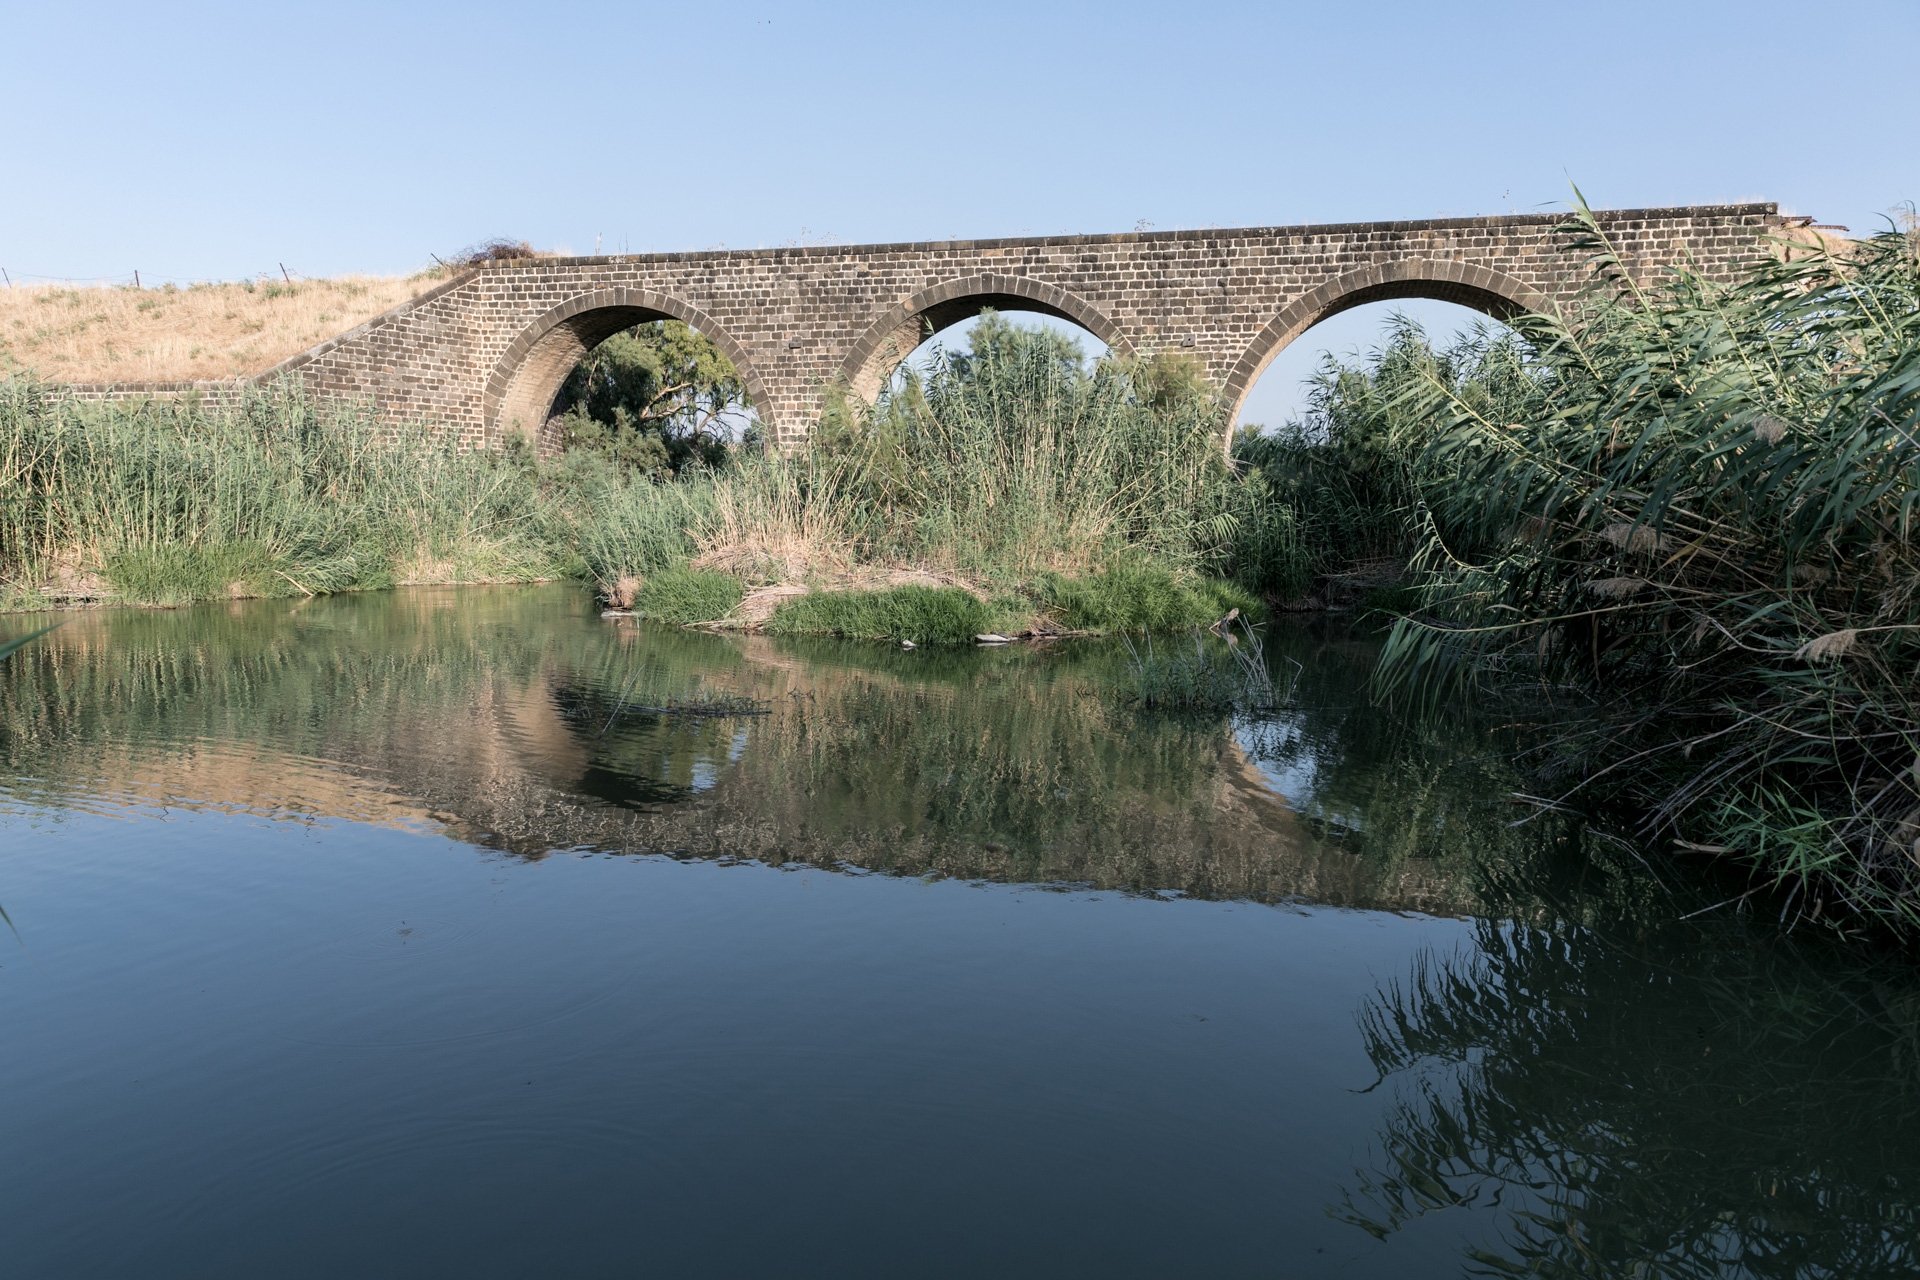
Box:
1339, 918, 1920, 1277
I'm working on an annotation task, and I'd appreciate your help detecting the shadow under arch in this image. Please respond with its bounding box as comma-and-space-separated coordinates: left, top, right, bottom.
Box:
484, 289, 772, 449
1223, 260, 1548, 434
837, 274, 1137, 404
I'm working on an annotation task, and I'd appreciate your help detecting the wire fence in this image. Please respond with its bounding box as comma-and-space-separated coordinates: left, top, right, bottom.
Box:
1, 265, 308, 289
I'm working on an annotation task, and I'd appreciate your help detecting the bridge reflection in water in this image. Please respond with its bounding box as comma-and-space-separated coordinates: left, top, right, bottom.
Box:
0, 584, 1530, 915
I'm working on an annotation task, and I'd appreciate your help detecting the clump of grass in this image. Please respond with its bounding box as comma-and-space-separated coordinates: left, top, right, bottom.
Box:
1195, 579, 1261, 623
101, 540, 280, 606
767, 584, 990, 645
628, 567, 743, 624
1039, 561, 1260, 632
686, 449, 856, 583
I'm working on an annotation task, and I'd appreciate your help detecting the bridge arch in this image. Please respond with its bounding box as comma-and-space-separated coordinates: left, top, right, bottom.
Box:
484, 289, 771, 449
838, 274, 1135, 403
1223, 259, 1548, 433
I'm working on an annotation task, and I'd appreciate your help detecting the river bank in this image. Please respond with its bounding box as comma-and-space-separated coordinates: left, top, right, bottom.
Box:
0, 272, 450, 385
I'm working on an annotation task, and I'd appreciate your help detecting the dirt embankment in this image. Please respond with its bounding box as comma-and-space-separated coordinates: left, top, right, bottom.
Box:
0, 273, 446, 384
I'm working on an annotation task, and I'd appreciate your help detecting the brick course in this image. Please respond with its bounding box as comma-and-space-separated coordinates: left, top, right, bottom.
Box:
72, 204, 1782, 448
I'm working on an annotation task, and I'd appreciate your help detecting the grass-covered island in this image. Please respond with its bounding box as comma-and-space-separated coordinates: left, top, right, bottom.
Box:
4, 204, 1920, 940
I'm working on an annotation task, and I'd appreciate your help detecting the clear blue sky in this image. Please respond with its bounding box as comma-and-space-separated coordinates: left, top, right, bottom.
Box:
4, 0, 1911, 417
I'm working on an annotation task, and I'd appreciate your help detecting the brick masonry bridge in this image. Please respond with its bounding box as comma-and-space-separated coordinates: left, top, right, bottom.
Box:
79, 204, 1786, 448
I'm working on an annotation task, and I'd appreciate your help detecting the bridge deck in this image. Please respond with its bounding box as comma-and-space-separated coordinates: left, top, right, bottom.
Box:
63, 204, 1784, 448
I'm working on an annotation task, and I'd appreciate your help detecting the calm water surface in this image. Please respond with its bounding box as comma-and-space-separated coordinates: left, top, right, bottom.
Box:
1, 586, 1915, 1277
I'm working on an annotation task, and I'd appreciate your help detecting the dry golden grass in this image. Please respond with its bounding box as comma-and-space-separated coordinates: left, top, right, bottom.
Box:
0, 272, 448, 384
688, 460, 860, 583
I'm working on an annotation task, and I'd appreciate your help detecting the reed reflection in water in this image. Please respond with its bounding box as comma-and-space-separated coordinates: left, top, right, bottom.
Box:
1341, 920, 1920, 1277
0, 584, 1533, 913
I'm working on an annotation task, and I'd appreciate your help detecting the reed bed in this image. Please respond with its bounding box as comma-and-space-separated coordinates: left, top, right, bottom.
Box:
823, 330, 1243, 581
640, 320, 1263, 633
0, 379, 574, 608
0, 320, 1262, 637
1231, 315, 1532, 603
1375, 200, 1920, 936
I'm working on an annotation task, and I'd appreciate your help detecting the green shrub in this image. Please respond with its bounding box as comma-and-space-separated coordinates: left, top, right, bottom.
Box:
554, 320, 743, 475
1039, 562, 1257, 632
768, 585, 990, 645
630, 567, 743, 624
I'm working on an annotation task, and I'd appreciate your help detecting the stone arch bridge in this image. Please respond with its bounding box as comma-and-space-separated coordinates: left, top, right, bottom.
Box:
85, 204, 1785, 448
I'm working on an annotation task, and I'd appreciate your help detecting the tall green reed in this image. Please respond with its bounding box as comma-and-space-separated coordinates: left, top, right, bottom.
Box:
817, 314, 1244, 580
1, 315, 1292, 633
0, 379, 581, 606
1375, 198, 1920, 936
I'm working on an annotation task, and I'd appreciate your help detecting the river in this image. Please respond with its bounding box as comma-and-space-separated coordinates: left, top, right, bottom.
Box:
1, 585, 1914, 1277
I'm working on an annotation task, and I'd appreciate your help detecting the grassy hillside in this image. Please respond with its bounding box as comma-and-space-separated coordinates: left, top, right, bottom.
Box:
0, 273, 447, 384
